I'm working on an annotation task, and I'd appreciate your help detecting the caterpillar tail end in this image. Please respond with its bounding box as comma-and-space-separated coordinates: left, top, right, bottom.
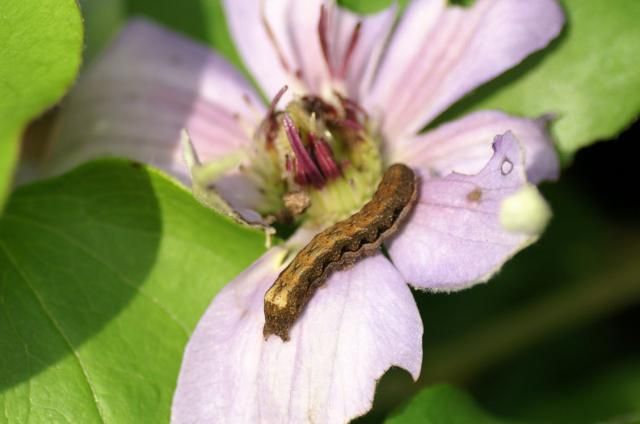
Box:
263, 319, 291, 342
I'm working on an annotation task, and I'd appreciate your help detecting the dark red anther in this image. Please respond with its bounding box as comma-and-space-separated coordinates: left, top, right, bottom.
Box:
302, 95, 338, 121
338, 21, 362, 79
282, 114, 325, 188
318, 4, 362, 81
335, 91, 368, 121
310, 133, 341, 181
318, 4, 335, 77
269, 85, 288, 114
337, 118, 364, 132
260, 86, 288, 149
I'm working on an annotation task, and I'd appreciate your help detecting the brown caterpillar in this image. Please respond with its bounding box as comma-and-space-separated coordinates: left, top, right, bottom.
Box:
263, 164, 418, 341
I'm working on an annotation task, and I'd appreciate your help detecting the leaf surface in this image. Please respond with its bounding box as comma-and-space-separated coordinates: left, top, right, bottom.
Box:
0, 161, 266, 422
0, 0, 83, 209
386, 385, 513, 424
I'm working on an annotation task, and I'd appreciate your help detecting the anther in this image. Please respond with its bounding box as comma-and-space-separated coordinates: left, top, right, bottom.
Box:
283, 114, 325, 187
318, 5, 335, 77
338, 21, 362, 79
310, 133, 341, 180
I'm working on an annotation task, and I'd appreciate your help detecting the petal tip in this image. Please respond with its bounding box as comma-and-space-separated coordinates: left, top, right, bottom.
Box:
499, 184, 552, 235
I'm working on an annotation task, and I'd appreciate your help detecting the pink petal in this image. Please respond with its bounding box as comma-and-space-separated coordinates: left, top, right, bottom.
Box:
223, 0, 397, 99
390, 111, 559, 184
172, 247, 422, 423
44, 18, 264, 184
223, 0, 323, 99
214, 173, 268, 222
323, 3, 398, 100
387, 131, 542, 291
364, 0, 564, 140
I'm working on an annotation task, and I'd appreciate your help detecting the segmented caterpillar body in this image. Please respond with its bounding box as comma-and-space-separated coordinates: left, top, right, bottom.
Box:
263, 164, 418, 341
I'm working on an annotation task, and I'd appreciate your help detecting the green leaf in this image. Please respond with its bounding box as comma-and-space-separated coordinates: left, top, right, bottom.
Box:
435, 0, 640, 161
0, 0, 83, 210
0, 161, 266, 422
77, 0, 125, 62
338, 0, 405, 13
385, 385, 513, 424
0, 142, 19, 214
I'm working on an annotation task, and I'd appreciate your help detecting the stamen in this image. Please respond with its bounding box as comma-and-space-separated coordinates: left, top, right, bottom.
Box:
337, 118, 364, 131
283, 114, 325, 188
302, 95, 338, 121
259, 85, 288, 149
310, 133, 341, 180
269, 85, 288, 115
261, 0, 291, 72
318, 4, 335, 78
335, 91, 368, 119
338, 21, 362, 79
333, 92, 367, 133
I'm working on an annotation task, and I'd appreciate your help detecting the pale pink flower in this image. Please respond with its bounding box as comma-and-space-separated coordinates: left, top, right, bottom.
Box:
44, 0, 564, 422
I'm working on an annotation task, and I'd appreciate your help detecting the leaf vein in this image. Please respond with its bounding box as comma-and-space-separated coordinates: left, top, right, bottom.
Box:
0, 294, 32, 422
0, 241, 107, 423
3, 214, 190, 335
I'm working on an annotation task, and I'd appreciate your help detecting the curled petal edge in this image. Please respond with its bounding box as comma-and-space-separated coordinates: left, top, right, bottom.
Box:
173, 244, 422, 423
388, 131, 551, 292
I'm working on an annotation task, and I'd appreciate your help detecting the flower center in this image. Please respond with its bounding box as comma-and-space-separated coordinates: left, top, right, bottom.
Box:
251, 87, 383, 230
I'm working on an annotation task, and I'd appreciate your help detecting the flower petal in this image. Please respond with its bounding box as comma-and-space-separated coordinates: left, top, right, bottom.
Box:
223, 0, 311, 99
172, 248, 422, 423
387, 131, 548, 291
44, 18, 265, 183
223, 0, 397, 99
324, 4, 398, 100
172, 248, 284, 424
364, 0, 564, 140
390, 111, 559, 184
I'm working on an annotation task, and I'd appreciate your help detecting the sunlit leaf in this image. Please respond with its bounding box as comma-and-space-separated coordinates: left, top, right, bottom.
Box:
0, 161, 266, 422
0, 0, 83, 209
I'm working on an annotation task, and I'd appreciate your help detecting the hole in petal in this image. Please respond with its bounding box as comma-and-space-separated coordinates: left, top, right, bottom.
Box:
501, 158, 514, 175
